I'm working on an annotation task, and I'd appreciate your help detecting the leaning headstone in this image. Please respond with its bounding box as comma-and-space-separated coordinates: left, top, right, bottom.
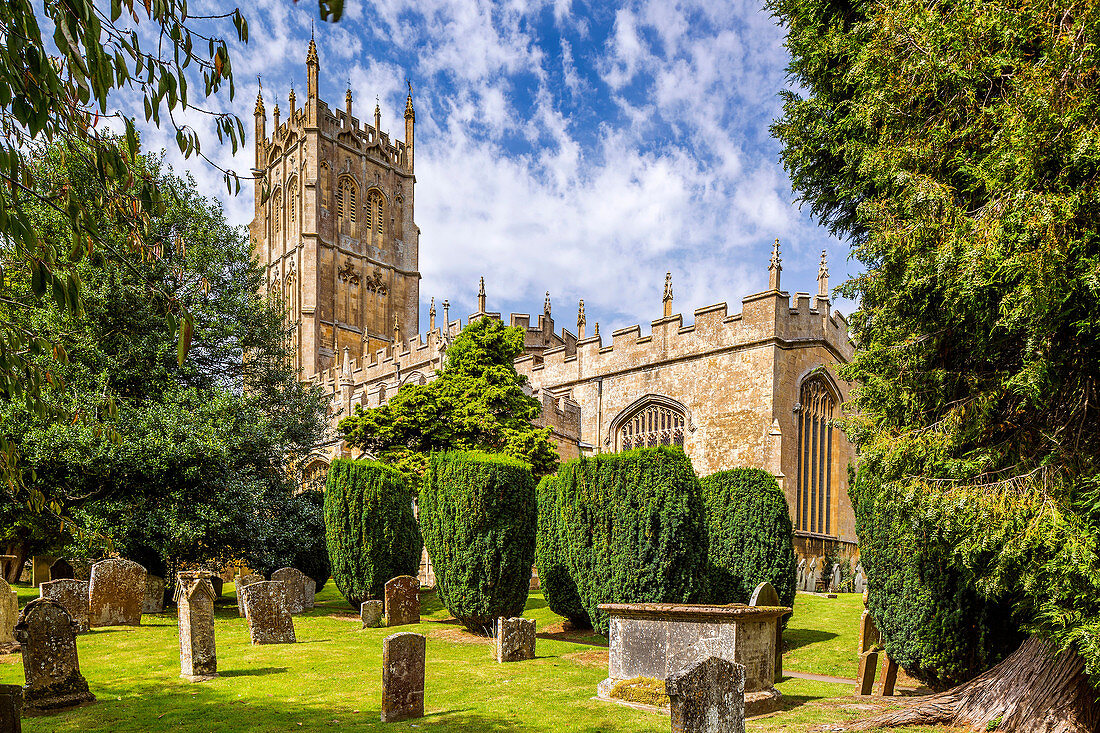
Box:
665, 655, 745, 733
88, 558, 145, 627
240, 581, 296, 645
381, 632, 425, 723
749, 582, 783, 682
143, 574, 166, 614
494, 617, 535, 663
384, 576, 420, 627
795, 559, 806, 591
31, 556, 54, 588
303, 578, 317, 609
0, 577, 19, 653
48, 559, 74, 581
879, 654, 899, 696
235, 574, 263, 617
271, 567, 308, 614
0, 684, 20, 732
176, 571, 218, 682
39, 580, 90, 634
14, 598, 95, 712
856, 650, 878, 696
361, 601, 384, 629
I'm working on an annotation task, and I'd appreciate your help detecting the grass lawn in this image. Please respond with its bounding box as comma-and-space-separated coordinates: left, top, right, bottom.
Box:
0, 583, 954, 732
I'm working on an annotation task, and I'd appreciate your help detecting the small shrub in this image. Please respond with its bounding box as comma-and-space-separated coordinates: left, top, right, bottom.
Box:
534, 473, 590, 627
324, 459, 421, 609
700, 468, 797, 614
557, 446, 708, 635
420, 451, 536, 633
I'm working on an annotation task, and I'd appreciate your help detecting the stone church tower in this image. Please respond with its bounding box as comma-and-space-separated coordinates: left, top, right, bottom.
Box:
250, 38, 419, 378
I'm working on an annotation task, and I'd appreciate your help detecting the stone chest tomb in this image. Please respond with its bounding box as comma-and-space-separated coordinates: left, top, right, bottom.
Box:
597, 602, 789, 716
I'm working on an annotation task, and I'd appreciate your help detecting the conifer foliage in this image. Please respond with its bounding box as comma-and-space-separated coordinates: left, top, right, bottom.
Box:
323, 459, 421, 609
419, 451, 536, 633
534, 473, 589, 627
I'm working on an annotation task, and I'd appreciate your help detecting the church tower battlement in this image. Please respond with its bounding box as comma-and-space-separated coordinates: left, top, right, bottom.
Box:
250, 36, 420, 378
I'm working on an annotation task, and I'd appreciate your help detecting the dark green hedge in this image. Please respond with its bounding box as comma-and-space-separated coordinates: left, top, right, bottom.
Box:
700, 468, 796, 614
557, 446, 708, 635
323, 459, 421, 609
420, 450, 536, 633
534, 473, 589, 626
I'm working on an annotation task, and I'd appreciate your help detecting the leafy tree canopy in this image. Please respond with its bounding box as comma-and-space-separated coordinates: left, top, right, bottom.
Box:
338, 316, 559, 477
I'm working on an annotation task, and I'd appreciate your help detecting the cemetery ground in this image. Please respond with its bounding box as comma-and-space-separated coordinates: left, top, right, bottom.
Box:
0, 584, 959, 732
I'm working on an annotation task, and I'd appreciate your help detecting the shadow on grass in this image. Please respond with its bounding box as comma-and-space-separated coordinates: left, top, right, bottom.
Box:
536, 629, 607, 647
784, 628, 838, 651
218, 667, 288, 677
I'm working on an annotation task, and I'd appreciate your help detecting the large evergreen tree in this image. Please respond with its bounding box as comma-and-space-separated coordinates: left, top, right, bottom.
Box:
769, 0, 1100, 728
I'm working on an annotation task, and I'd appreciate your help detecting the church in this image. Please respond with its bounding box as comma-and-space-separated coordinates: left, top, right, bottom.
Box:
250, 42, 859, 564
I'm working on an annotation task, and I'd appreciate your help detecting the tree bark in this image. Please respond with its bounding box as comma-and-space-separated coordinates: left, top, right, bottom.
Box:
847, 636, 1100, 732
3, 541, 26, 585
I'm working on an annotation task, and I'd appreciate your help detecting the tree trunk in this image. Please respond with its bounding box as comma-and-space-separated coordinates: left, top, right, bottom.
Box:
3, 541, 26, 585
847, 636, 1100, 732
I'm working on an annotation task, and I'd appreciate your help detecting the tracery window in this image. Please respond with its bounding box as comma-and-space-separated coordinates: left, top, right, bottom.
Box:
367, 189, 384, 240
271, 188, 282, 240
618, 401, 686, 451
796, 375, 836, 535
302, 459, 329, 492
287, 176, 298, 232
336, 176, 358, 237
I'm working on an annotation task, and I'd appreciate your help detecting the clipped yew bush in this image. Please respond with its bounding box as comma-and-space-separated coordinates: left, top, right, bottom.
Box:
323, 459, 421, 609
419, 451, 536, 633
557, 446, 708, 635
700, 468, 797, 613
534, 473, 590, 627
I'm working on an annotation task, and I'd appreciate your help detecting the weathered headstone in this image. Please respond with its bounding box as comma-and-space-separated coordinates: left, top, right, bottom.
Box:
303, 578, 316, 609
48, 559, 74, 581
176, 571, 218, 682
88, 558, 145, 627
271, 567, 308, 614
795, 559, 805, 591
494, 616, 535, 663
831, 564, 843, 593
361, 600, 384, 629
665, 656, 745, 733
39, 580, 90, 634
384, 576, 420, 627
879, 654, 899, 696
30, 556, 54, 588
0, 577, 19, 653
70, 560, 92, 582
240, 581, 296, 645
235, 574, 263, 617
0, 683, 21, 732
210, 576, 224, 597
143, 574, 166, 614
856, 650, 878, 696
858, 601, 881, 655
749, 582, 783, 682
853, 562, 866, 593
14, 598, 95, 712
381, 632, 425, 723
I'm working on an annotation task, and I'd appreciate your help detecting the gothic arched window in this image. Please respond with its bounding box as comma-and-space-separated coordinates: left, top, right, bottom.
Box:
270, 188, 282, 242
287, 176, 298, 233
796, 374, 837, 535
615, 397, 687, 451
336, 176, 358, 237
319, 162, 331, 211
302, 458, 329, 492
367, 189, 384, 240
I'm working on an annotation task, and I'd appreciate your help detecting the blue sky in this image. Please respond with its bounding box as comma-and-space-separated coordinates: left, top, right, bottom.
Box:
132, 0, 854, 335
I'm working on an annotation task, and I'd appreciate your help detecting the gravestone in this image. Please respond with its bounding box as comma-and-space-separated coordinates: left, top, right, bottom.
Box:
0, 684, 20, 732
748, 582, 783, 682
831, 564, 843, 593
381, 632, 425, 723
303, 578, 316, 609
361, 601, 384, 629
271, 568, 308, 614
70, 560, 92, 582
176, 571, 218, 682
143, 575, 166, 614
879, 655, 899, 696
802, 557, 818, 592
665, 656, 745, 733
795, 559, 805, 591
856, 650, 878, 695
384, 576, 420, 627
88, 558, 145, 627
39, 580, 90, 633
0, 577, 19, 653
31, 557, 54, 588
235, 574, 263, 617
210, 576, 224, 597
14, 598, 95, 712
239, 581, 296, 645
48, 559, 74, 581
494, 617, 535, 663
853, 563, 866, 593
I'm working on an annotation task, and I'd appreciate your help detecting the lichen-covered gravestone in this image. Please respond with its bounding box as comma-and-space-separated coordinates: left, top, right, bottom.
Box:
749, 582, 783, 682
143, 575, 166, 614
176, 571, 218, 682
381, 632, 425, 723
361, 600, 384, 629
39, 580, 90, 634
303, 578, 316, 609
0, 683, 20, 731
384, 576, 420, 627
48, 559, 74, 581
0, 577, 20, 653
665, 656, 745, 733
270, 568, 307, 614
494, 617, 535, 663
88, 558, 145, 628
14, 598, 96, 712
235, 574, 263, 617
240, 581, 296, 645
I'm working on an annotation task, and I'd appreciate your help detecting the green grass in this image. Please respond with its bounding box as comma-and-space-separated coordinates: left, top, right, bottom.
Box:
0, 583, 947, 732
783, 591, 864, 679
